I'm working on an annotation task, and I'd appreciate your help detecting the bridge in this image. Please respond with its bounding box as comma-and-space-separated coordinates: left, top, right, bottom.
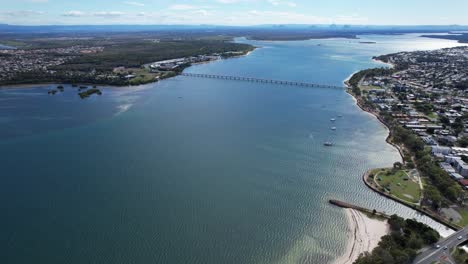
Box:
413, 226, 468, 264
181, 73, 346, 89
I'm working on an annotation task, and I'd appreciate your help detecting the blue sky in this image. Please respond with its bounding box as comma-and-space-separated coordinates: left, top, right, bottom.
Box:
1, 0, 467, 25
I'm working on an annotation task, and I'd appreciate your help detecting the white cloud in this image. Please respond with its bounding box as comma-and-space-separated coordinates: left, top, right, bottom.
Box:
1, 10, 45, 16
243, 10, 330, 24
267, 0, 296, 7
3, 4, 369, 26
0, 10, 46, 25
216, 0, 242, 3
193, 10, 209, 16
268, 0, 279, 6
93, 11, 125, 17
62, 11, 125, 18
123, 1, 145, 7
168, 4, 199, 10
333, 14, 369, 24
63, 11, 86, 17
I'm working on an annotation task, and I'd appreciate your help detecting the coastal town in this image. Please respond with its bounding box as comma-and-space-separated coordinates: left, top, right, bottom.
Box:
0, 46, 104, 83
349, 46, 468, 228
344, 45, 468, 264
0, 40, 254, 87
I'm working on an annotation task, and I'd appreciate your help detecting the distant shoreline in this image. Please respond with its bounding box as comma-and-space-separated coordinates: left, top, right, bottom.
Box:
247, 35, 358, 41
0, 47, 257, 90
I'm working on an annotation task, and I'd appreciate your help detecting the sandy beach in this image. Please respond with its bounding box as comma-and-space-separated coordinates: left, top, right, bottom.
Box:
333, 209, 389, 264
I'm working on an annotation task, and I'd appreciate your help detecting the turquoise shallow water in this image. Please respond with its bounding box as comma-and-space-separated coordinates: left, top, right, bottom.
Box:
0, 34, 465, 264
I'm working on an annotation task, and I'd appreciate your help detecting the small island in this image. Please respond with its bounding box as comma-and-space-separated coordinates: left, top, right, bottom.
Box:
78, 88, 102, 99
47, 89, 57, 95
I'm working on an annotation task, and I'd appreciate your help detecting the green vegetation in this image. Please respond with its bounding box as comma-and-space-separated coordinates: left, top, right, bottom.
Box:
458, 136, 468, 148
354, 215, 439, 264
453, 247, 468, 264
422, 33, 468, 44
462, 156, 468, 163
359, 85, 384, 91
349, 62, 466, 225
454, 209, 468, 226
0, 40, 29, 48
426, 112, 437, 119
348, 67, 396, 95
414, 102, 433, 115
78, 88, 102, 99
57, 40, 253, 72
0, 37, 255, 86
373, 168, 421, 204
392, 125, 464, 206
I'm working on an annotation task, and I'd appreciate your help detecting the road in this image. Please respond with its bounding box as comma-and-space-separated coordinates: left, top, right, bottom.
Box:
413, 227, 468, 264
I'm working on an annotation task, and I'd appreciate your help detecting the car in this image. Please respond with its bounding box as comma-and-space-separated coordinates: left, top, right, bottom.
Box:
458, 236, 463, 240
435, 245, 441, 248
443, 246, 448, 250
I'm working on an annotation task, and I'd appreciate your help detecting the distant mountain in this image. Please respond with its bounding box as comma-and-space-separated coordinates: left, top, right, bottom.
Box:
1, 23, 468, 36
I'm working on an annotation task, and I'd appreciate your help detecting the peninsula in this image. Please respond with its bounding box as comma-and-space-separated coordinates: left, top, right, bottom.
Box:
0, 34, 255, 87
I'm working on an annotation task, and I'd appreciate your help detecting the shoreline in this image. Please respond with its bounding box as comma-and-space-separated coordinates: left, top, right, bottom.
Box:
343, 68, 461, 232
372, 57, 395, 68
333, 209, 389, 264
0, 47, 257, 89
344, 64, 407, 181
362, 169, 460, 231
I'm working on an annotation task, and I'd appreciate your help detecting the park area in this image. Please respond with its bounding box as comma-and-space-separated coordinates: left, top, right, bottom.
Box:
371, 168, 422, 204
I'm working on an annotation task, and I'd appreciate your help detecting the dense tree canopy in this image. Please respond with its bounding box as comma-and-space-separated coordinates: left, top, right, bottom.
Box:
354, 215, 439, 264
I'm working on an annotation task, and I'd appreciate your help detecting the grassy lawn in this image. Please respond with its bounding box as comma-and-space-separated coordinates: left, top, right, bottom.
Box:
426, 112, 438, 119
126, 68, 160, 85
452, 247, 468, 264
455, 208, 468, 226
373, 168, 421, 204
0, 40, 30, 48
359, 85, 384, 91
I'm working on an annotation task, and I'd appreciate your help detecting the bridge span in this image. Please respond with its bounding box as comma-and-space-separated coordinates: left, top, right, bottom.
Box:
181, 73, 346, 89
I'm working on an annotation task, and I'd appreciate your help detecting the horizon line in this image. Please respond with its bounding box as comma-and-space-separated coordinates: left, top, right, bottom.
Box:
2, 23, 468, 28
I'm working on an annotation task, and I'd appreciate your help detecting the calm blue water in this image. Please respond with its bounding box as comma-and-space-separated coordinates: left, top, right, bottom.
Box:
0, 34, 465, 264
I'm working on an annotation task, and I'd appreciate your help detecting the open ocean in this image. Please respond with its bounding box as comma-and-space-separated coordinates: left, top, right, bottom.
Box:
0, 34, 465, 264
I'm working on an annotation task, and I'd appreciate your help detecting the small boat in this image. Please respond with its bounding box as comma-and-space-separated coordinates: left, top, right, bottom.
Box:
324, 142, 333, 146
331, 127, 337, 130
330, 118, 336, 122
338, 115, 343, 118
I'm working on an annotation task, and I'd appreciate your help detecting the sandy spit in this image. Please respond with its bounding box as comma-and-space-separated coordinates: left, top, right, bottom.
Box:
333, 209, 389, 264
